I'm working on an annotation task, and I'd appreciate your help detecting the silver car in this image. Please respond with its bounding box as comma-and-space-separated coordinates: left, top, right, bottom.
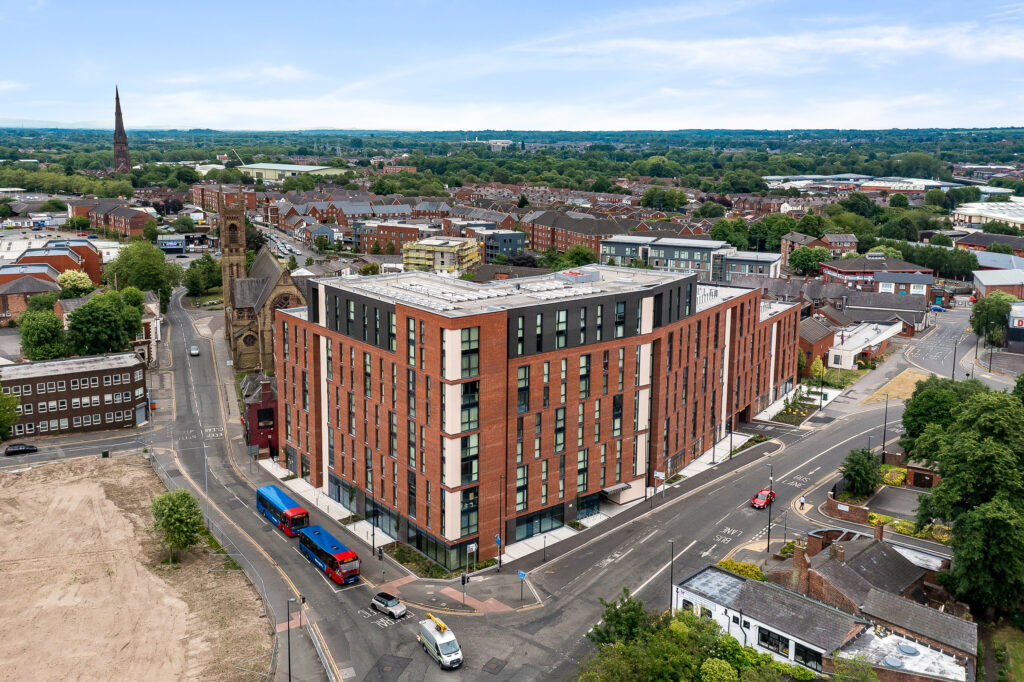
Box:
371, 592, 407, 618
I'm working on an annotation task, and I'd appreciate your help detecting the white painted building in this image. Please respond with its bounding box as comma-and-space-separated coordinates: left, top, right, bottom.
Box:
827, 321, 903, 370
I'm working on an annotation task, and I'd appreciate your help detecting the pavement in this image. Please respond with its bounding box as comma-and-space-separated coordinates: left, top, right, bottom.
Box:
866, 485, 928, 521
9, 286, 966, 681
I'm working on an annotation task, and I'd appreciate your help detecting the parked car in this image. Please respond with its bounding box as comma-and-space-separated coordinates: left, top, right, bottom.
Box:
5, 443, 38, 456
189, 345, 200, 356
930, 305, 944, 312
751, 488, 775, 509
371, 592, 408, 619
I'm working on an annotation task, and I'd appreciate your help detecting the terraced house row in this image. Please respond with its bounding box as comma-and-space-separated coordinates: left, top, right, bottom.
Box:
274, 265, 799, 569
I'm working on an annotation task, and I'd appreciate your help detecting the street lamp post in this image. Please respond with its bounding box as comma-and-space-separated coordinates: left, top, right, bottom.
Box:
819, 363, 825, 411
882, 394, 889, 456
951, 336, 958, 379
498, 473, 505, 571
867, 434, 873, 453
203, 441, 209, 526
765, 463, 774, 553
287, 597, 296, 681
667, 539, 675, 612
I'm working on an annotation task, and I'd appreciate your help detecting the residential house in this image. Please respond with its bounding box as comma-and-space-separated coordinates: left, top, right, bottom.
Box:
819, 254, 933, 289
0, 276, 60, 327
798, 317, 835, 374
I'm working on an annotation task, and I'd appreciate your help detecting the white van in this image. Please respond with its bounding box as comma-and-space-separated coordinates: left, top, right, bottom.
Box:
417, 613, 463, 670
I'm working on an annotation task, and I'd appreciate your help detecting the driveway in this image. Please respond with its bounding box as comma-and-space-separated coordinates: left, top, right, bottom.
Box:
0, 327, 21, 361
867, 485, 926, 520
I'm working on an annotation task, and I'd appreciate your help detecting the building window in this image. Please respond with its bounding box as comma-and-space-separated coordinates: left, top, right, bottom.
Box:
555, 309, 567, 349
407, 472, 416, 518
794, 643, 822, 672
516, 316, 524, 355
460, 487, 478, 536
388, 312, 396, 351
460, 381, 479, 431
579, 355, 590, 399
460, 434, 479, 485
577, 449, 588, 493
614, 301, 626, 338
758, 627, 790, 658
517, 366, 530, 413
554, 407, 565, 453
516, 465, 528, 512
460, 327, 479, 378
596, 304, 603, 341
612, 394, 623, 437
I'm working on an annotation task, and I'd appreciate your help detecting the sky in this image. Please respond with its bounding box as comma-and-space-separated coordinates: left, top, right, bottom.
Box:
2, 0, 1024, 131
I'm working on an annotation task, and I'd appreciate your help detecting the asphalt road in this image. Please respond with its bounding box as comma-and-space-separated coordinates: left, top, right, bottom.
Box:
4, 290, 959, 681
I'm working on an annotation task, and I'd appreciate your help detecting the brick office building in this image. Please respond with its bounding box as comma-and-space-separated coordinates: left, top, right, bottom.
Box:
0, 352, 148, 438
275, 266, 798, 569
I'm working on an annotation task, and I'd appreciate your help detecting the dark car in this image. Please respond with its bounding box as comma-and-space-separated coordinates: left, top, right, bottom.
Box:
5, 443, 38, 456
751, 488, 775, 509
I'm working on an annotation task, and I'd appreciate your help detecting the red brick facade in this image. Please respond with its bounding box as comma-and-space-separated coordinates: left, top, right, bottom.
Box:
274, 270, 799, 568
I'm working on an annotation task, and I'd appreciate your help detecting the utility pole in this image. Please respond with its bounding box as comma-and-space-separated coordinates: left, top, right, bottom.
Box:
765, 463, 774, 553
882, 394, 889, 456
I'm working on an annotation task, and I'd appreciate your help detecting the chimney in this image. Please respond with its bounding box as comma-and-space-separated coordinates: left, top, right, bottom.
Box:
829, 543, 845, 562
791, 536, 809, 594
874, 520, 885, 542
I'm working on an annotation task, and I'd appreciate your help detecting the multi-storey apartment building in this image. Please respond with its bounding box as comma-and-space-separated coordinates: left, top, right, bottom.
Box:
275, 266, 798, 569
601, 236, 781, 281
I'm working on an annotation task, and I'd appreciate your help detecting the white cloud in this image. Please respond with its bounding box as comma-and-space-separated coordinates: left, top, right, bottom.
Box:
0, 80, 24, 93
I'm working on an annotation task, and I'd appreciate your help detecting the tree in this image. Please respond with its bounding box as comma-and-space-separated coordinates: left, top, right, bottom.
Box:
65, 215, 90, 231
66, 291, 142, 356
25, 291, 57, 314
313, 234, 330, 252
987, 242, 1015, 254
840, 448, 881, 498
57, 269, 95, 298
184, 266, 206, 297
0, 384, 19, 440
795, 214, 829, 238
151, 488, 204, 562
809, 355, 824, 382
788, 246, 832, 274
509, 252, 538, 268
103, 240, 183, 313
281, 175, 316, 192
929, 232, 953, 246
901, 388, 958, 452
358, 262, 381, 276
586, 588, 658, 645
304, 256, 314, 266
833, 656, 879, 682
867, 245, 902, 259
369, 240, 382, 255
245, 222, 268, 252
971, 291, 1018, 345
287, 254, 298, 270
492, 253, 508, 265
564, 244, 597, 268
924, 188, 947, 207
143, 220, 159, 243
171, 215, 194, 233
888, 193, 909, 208
517, 194, 529, 208
749, 213, 795, 251
709, 219, 749, 249
696, 201, 726, 219
370, 177, 398, 195
940, 498, 1024, 613
39, 198, 67, 212
18, 310, 66, 360
1013, 372, 1024, 404
701, 658, 739, 682
384, 241, 397, 255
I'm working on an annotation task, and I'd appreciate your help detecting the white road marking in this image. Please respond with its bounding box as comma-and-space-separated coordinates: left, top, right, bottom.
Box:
633, 540, 697, 596
638, 529, 659, 544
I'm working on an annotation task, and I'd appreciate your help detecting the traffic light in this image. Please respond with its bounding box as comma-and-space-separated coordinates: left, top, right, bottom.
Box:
461, 573, 468, 586
377, 547, 383, 561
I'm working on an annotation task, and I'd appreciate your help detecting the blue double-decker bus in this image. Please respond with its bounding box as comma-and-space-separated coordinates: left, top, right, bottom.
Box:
255, 485, 309, 537
297, 525, 361, 584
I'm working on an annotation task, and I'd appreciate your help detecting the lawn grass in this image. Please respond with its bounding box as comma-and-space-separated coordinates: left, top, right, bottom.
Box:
992, 625, 1024, 680
863, 368, 931, 404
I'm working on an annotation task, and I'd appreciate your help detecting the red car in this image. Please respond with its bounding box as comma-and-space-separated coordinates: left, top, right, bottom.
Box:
751, 489, 775, 509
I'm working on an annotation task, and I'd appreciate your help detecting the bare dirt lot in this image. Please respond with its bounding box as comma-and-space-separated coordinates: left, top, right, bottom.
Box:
0, 455, 272, 681
862, 368, 931, 404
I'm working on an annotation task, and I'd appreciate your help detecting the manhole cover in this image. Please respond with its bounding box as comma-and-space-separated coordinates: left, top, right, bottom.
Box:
363, 655, 410, 682
483, 658, 507, 675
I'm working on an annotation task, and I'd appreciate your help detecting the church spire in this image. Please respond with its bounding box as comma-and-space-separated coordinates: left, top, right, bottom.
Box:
113, 86, 131, 173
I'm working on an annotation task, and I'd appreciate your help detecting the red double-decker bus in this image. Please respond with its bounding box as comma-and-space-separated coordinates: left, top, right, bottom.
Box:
297, 525, 360, 584
255, 485, 309, 537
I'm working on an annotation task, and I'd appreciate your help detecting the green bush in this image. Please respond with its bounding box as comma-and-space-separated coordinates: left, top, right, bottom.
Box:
716, 559, 765, 581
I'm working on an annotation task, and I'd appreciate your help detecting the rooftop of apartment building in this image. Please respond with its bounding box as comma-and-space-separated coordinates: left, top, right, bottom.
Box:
314, 265, 697, 317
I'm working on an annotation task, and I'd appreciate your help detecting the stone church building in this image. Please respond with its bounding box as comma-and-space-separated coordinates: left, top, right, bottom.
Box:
219, 193, 305, 371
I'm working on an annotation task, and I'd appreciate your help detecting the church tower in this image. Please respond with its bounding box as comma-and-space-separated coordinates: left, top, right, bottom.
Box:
219, 189, 247, 340
113, 87, 131, 173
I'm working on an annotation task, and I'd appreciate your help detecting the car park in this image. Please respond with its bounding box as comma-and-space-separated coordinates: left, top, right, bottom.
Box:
371, 592, 408, 618
751, 488, 775, 509
5, 443, 38, 456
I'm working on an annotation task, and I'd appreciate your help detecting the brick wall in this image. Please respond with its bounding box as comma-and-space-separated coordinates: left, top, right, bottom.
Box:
826, 491, 870, 524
